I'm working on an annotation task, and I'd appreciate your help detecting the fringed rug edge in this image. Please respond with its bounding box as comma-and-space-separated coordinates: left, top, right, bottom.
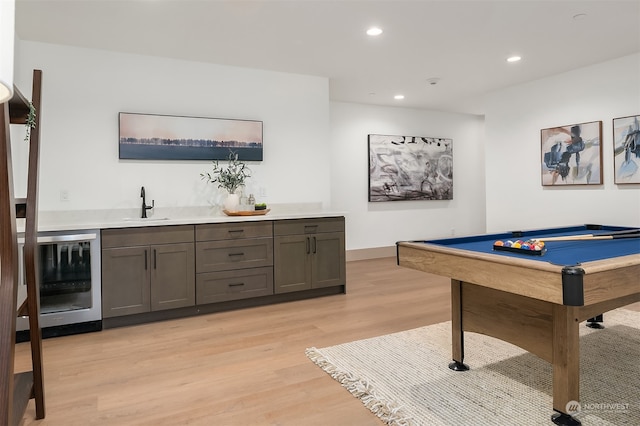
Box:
305, 347, 415, 426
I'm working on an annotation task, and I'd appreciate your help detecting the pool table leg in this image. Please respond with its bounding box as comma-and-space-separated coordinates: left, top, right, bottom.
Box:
551, 304, 581, 426
448, 279, 469, 371
586, 313, 604, 329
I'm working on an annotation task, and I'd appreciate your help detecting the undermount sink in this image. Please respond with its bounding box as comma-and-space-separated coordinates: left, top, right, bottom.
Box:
122, 217, 170, 222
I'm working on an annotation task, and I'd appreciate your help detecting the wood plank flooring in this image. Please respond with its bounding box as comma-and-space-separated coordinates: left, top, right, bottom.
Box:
15, 257, 450, 425
15, 257, 640, 426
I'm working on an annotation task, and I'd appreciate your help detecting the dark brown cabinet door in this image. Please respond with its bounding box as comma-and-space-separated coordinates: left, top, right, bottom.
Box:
311, 232, 345, 289
274, 234, 312, 293
151, 243, 195, 311
102, 226, 196, 319
274, 227, 346, 293
101, 246, 150, 318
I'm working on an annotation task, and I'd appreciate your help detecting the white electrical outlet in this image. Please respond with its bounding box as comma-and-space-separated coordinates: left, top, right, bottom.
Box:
60, 190, 69, 201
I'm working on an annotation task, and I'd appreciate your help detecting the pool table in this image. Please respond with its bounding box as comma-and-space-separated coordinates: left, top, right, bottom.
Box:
396, 224, 640, 426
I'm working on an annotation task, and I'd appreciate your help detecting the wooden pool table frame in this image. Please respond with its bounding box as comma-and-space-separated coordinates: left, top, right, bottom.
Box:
396, 239, 640, 425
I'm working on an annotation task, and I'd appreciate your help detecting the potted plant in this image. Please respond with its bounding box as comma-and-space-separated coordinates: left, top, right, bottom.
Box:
201, 150, 251, 211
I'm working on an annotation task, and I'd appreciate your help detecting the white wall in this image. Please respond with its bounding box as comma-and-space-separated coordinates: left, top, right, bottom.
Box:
14, 41, 636, 252
12, 41, 331, 211
485, 53, 640, 232
330, 102, 485, 250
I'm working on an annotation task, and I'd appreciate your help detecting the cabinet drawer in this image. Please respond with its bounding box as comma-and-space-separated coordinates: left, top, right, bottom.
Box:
102, 225, 194, 248
196, 222, 272, 241
196, 267, 274, 304
274, 217, 344, 236
196, 239, 273, 272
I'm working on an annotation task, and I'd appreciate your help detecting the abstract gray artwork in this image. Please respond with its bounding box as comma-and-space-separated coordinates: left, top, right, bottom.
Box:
368, 134, 453, 202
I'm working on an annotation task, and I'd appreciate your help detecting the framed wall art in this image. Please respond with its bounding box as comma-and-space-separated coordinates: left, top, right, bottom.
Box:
119, 112, 263, 161
612, 115, 640, 184
541, 121, 602, 186
368, 134, 453, 202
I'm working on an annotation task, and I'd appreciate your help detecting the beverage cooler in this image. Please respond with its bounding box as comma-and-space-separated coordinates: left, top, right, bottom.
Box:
16, 229, 102, 341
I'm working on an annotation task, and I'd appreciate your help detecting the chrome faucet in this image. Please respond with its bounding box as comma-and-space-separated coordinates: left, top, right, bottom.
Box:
140, 186, 154, 218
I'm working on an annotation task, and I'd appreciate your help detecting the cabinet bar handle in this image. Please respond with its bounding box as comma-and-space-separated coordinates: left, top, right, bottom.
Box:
228, 230, 244, 235
228, 282, 245, 287
228, 252, 245, 257
154, 249, 157, 269
306, 237, 310, 254
144, 249, 148, 270
312, 236, 317, 254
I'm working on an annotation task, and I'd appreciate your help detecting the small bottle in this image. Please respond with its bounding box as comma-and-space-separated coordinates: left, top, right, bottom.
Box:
71, 244, 81, 271
60, 245, 69, 272
248, 193, 255, 209
239, 191, 247, 211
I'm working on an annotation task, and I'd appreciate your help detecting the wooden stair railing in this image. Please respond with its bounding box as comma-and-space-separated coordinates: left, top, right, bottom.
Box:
0, 69, 45, 425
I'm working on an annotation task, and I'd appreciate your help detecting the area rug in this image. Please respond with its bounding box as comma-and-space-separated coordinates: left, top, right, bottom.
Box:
306, 308, 640, 426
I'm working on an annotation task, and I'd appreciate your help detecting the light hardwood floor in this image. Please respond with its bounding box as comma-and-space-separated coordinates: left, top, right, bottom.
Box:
15, 257, 640, 426
15, 257, 450, 425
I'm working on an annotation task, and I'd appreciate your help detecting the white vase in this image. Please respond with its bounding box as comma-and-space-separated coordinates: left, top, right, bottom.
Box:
223, 192, 240, 212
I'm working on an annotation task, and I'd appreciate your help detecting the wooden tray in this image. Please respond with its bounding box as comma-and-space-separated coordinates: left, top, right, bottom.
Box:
223, 208, 270, 216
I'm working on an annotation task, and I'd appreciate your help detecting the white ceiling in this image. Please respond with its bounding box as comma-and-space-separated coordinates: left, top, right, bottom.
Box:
15, 0, 640, 115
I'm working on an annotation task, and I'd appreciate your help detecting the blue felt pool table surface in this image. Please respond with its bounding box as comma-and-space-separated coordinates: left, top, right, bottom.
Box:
420, 225, 640, 266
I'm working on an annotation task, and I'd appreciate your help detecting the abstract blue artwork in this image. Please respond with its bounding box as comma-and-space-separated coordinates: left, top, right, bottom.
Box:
613, 115, 640, 184
541, 121, 602, 186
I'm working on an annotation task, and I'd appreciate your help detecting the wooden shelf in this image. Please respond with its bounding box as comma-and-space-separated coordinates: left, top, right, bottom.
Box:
8, 86, 30, 125
1, 69, 45, 425
12, 372, 34, 421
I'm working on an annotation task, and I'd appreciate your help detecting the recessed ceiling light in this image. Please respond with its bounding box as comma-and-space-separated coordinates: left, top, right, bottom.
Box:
507, 56, 522, 63
394, 94, 405, 100
366, 27, 383, 36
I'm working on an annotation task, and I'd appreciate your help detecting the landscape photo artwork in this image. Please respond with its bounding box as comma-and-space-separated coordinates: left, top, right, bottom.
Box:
368, 134, 453, 202
119, 112, 263, 161
612, 115, 640, 184
541, 121, 602, 186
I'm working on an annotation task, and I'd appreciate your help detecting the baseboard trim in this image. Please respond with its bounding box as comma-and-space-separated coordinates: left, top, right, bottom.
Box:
346, 246, 396, 261
102, 286, 346, 329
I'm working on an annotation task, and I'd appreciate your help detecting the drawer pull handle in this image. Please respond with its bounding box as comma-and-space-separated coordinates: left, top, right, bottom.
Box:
228, 252, 245, 257
304, 225, 318, 232
228, 282, 244, 287
228, 230, 244, 235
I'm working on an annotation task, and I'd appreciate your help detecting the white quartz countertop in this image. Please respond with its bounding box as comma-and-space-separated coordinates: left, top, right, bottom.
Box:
20, 203, 345, 233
